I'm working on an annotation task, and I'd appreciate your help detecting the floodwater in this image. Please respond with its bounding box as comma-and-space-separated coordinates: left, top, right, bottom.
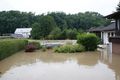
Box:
0, 49, 120, 80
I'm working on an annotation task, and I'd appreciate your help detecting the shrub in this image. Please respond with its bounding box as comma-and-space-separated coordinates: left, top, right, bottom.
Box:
77, 33, 100, 51
29, 42, 41, 49
25, 41, 41, 52
0, 39, 28, 60
54, 44, 85, 53
25, 43, 36, 52
73, 44, 85, 52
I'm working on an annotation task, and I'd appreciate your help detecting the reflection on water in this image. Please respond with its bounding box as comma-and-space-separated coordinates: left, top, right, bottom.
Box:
98, 46, 112, 64
0, 50, 120, 80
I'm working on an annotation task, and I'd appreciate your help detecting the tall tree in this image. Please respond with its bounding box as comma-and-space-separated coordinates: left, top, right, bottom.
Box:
39, 15, 57, 38
48, 12, 68, 30
117, 2, 120, 11
31, 23, 41, 39
31, 15, 57, 39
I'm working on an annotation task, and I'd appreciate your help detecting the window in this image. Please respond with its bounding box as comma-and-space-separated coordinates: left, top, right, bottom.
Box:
117, 19, 120, 30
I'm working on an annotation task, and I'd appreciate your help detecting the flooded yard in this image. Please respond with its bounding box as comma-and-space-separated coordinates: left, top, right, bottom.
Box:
0, 49, 120, 80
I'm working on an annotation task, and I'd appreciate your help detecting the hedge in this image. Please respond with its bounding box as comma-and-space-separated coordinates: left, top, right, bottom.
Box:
0, 39, 28, 60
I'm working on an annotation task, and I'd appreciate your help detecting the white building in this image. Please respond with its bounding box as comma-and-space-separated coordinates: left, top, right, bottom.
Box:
89, 23, 116, 44
13, 28, 32, 38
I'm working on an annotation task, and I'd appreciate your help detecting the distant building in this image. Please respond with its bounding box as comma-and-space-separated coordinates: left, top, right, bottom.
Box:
12, 28, 32, 38
88, 23, 116, 44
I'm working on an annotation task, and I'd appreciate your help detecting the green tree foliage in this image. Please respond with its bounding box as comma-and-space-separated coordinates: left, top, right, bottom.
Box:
77, 33, 100, 51
0, 10, 110, 38
66, 28, 78, 39
38, 16, 57, 38
66, 12, 110, 30
117, 2, 120, 11
48, 12, 68, 29
54, 44, 85, 53
0, 11, 35, 35
48, 27, 62, 39
47, 28, 78, 40
31, 23, 41, 39
31, 16, 57, 39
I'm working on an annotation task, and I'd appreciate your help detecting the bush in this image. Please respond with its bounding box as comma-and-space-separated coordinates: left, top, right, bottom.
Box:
77, 33, 100, 51
25, 41, 41, 52
0, 39, 28, 60
54, 44, 85, 53
29, 42, 41, 49
25, 43, 36, 52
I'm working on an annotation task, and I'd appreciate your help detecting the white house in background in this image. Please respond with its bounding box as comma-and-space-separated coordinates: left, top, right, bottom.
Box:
88, 23, 116, 44
13, 28, 32, 38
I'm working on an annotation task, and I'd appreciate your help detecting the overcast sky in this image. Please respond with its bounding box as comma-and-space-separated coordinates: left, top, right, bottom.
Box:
0, 0, 119, 15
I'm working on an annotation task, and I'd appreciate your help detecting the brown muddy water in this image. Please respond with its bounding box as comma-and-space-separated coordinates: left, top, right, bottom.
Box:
0, 49, 120, 80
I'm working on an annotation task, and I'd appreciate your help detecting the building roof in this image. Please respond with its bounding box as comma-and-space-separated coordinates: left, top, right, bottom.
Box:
104, 11, 120, 19
88, 26, 104, 32
88, 23, 115, 32
101, 23, 115, 31
15, 28, 32, 33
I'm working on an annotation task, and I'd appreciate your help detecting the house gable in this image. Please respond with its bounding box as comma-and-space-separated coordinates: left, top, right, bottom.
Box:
14, 28, 32, 38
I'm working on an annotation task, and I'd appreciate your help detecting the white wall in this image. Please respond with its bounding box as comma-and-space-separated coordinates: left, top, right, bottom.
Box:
14, 28, 32, 38
102, 32, 109, 44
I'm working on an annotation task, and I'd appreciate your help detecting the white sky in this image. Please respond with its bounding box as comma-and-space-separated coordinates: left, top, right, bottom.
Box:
0, 0, 119, 15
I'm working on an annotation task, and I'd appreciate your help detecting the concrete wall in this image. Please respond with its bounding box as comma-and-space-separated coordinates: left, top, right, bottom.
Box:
109, 37, 120, 54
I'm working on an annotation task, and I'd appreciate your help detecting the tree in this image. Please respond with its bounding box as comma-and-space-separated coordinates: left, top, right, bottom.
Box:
48, 27, 61, 39
31, 15, 57, 39
66, 28, 78, 39
0, 11, 35, 35
117, 2, 120, 11
31, 23, 41, 39
39, 15, 57, 38
48, 12, 68, 30
0, 10, 110, 36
